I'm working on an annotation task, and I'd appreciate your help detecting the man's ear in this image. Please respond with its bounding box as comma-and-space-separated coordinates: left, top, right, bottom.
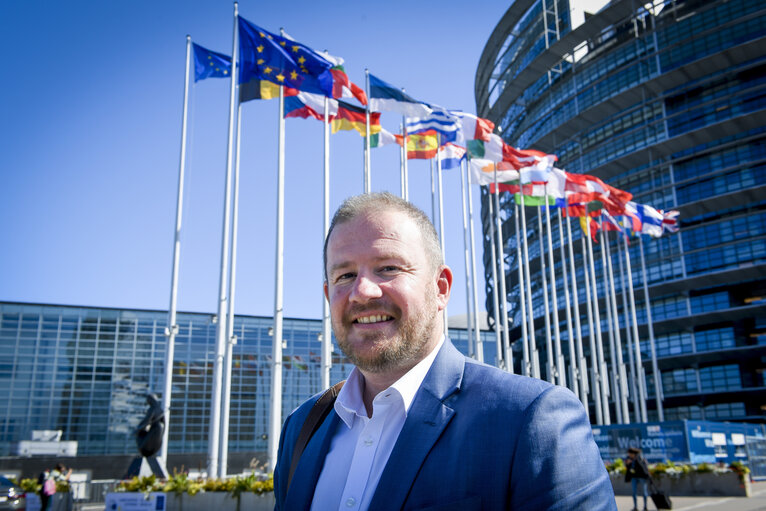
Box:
435, 265, 453, 310
324, 280, 329, 301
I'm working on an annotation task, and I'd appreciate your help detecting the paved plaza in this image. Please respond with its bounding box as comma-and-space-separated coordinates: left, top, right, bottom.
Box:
615, 480, 766, 511
76, 481, 766, 511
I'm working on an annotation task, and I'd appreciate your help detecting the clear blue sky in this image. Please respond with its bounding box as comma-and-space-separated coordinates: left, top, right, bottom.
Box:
0, 1, 510, 321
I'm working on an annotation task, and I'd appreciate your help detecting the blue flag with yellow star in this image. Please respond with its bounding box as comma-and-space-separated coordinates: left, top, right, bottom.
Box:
238, 16, 334, 97
192, 43, 232, 82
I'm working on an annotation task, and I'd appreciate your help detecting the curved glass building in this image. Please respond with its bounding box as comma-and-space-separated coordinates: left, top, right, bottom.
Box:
476, 0, 766, 423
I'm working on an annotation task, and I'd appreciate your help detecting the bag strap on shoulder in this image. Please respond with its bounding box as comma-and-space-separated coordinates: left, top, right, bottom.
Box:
287, 380, 345, 491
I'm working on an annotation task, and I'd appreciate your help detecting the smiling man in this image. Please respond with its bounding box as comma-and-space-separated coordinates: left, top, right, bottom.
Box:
274, 193, 616, 510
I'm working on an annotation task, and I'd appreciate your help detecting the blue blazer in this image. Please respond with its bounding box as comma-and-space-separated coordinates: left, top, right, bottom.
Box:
274, 340, 616, 510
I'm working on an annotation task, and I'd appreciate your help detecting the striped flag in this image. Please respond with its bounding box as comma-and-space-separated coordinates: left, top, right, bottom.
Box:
467, 135, 504, 162
406, 106, 460, 144
332, 100, 381, 136
368, 128, 401, 148
406, 131, 438, 159
451, 111, 495, 143
368, 73, 431, 117
284, 91, 338, 121
438, 143, 466, 170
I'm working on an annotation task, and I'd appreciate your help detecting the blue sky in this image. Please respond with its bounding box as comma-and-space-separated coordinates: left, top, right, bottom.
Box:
0, 1, 510, 321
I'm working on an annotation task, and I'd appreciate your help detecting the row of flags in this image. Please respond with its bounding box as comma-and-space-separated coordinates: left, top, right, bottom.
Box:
191, 16, 679, 245
180, 13, 685, 471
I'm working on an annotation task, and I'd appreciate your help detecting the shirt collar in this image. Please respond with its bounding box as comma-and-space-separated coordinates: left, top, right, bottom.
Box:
334, 336, 445, 429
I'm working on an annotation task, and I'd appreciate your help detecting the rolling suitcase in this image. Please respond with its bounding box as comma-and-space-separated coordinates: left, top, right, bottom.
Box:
649, 479, 672, 509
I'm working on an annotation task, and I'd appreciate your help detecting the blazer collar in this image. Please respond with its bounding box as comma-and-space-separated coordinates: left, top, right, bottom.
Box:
368, 339, 465, 511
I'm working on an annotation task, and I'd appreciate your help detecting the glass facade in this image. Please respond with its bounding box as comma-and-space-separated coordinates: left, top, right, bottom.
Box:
476, 0, 766, 423
0, 302, 494, 456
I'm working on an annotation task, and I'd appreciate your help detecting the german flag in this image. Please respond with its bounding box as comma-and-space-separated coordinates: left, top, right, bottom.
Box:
331, 101, 381, 136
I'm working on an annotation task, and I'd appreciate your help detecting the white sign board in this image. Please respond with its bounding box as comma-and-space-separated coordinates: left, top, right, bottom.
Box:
104, 492, 166, 511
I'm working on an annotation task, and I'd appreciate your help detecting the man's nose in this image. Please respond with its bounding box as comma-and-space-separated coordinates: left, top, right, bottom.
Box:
349, 274, 383, 302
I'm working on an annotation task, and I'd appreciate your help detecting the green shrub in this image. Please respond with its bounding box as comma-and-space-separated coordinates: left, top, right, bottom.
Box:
117, 471, 274, 496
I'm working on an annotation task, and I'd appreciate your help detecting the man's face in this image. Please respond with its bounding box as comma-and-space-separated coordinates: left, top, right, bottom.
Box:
324, 209, 451, 375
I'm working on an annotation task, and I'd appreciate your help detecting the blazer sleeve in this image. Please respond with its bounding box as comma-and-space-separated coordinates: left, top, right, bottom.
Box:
272, 409, 295, 511
509, 385, 616, 511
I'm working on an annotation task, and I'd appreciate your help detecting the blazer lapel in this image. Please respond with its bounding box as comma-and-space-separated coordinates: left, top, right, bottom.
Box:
368, 341, 465, 511
284, 411, 341, 510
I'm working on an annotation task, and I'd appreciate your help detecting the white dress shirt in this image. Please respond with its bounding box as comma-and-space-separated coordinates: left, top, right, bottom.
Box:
310, 336, 445, 511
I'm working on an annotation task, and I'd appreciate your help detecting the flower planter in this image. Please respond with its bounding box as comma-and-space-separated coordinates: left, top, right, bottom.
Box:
105, 491, 275, 511
610, 472, 751, 497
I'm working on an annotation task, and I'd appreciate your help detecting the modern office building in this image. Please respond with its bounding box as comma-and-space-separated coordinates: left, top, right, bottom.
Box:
0, 301, 493, 459
475, 0, 766, 423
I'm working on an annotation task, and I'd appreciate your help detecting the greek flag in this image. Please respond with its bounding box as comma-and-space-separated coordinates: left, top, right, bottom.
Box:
406, 105, 460, 144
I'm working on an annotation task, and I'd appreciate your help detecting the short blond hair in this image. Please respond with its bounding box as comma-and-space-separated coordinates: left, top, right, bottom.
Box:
323, 192, 443, 281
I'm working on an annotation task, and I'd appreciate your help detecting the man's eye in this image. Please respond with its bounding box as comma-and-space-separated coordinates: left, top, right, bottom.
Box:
380, 266, 399, 273
336, 272, 355, 282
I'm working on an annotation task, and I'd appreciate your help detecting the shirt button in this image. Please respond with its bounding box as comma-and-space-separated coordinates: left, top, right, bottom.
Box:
363, 437, 373, 446
346, 497, 356, 507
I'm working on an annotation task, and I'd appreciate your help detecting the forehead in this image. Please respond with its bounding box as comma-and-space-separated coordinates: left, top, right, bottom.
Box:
326, 210, 424, 264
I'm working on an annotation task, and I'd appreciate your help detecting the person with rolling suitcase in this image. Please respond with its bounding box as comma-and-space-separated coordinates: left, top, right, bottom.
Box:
625, 447, 651, 511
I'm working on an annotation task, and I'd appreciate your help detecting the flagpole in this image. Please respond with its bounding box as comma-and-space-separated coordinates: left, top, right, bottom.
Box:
604, 228, 630, 423
399, 123, 405, 199
493, 169, 511, 372
466, 165, 483, 363
486, 191, 504, 371
268, 85, 286, 472
581, 225, 603, 424
543, 190, 564, 386
556, 209, 576, 394
536, 207, 555, 384
220, 102, 243, 476
402, 115, 409, 201
586, 220, 610, 424
364, 69, 370, 193
565, 209, 588, 413
514, 201, 529, 376
208, 4, 239, 478
519, 193, 540, 379
617, 232, 641, 422
160, 34, 192, 469
598, 222, 622, 423
623, 233, 647, 422
639, 236, 664, 421
321, 97, 331, 390
598, 222, 619, 422
436, 135, 448, 330
459, 160, 477, 360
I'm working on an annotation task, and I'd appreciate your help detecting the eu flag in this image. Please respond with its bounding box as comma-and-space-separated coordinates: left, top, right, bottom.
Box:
237, 16, 334, 97
192, 43, 232, 82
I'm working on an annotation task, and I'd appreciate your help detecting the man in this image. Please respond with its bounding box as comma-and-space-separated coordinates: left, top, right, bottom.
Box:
274, 193, 616, 510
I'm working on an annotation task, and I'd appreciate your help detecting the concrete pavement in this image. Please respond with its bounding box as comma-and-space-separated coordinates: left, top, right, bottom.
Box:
615, 480, 766, 511
77, 481, 766, 510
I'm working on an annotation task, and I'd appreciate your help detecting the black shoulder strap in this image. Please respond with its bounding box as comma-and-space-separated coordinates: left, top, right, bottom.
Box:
287, 380, 345, 492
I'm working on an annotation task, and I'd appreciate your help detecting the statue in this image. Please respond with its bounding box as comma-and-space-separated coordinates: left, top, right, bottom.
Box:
135, 393, 165, 457
124, 393, 168, 478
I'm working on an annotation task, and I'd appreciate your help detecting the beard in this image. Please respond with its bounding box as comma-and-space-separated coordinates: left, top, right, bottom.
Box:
332, 291, 441, 374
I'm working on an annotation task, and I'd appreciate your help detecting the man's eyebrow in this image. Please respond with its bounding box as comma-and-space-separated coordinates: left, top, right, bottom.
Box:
328, 254, 406, 275
327, 260, 355, 276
